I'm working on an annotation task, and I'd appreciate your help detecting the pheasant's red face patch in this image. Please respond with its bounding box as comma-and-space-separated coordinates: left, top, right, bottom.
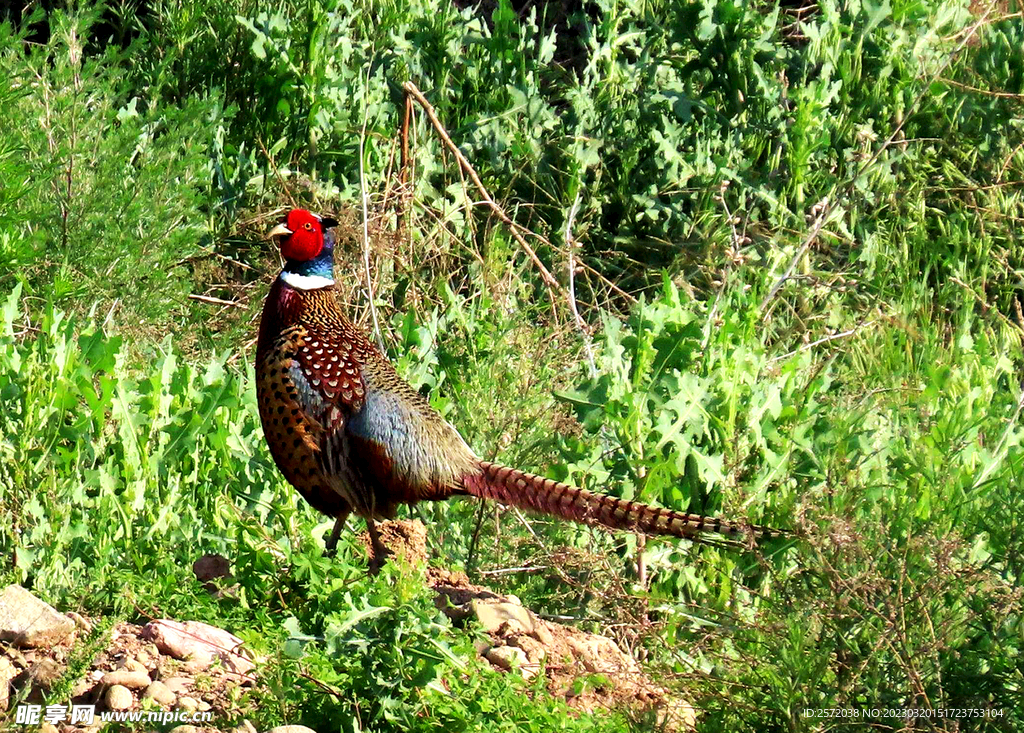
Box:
280, 209, 323, 261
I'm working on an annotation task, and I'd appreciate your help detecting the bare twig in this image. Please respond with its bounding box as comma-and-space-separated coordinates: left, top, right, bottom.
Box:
403, 82, 560, 294
759, 196, 830, 313
255, 137, 297, 208
188, 293, 243, 308
767, 320, 876, 364
565, 190, 597, 377
479, 565, 547, 576
360, 66, 386, 354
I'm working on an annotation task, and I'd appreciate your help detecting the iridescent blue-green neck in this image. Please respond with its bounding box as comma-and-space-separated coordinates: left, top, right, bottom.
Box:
281, 233, 335, 289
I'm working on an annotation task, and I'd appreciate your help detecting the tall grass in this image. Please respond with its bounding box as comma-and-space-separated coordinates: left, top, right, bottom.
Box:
0, 0, 1022, 729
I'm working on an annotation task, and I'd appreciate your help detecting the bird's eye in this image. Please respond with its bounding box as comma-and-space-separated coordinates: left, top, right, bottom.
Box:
303, 222, 313, 231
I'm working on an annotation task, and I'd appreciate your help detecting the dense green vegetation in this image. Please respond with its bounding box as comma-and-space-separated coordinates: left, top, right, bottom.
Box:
1, 0, 1023, 730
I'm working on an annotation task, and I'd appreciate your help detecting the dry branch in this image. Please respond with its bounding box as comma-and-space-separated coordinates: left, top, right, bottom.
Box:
403, 81, 601, 356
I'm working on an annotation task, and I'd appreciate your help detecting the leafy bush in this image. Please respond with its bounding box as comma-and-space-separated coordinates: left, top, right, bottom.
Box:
1, 0, 1023, 730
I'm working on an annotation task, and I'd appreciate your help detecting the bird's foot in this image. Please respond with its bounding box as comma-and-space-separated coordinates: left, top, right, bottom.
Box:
367, 546, 392, 576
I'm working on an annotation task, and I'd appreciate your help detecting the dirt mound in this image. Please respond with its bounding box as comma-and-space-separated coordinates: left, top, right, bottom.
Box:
368, 520, 695, 730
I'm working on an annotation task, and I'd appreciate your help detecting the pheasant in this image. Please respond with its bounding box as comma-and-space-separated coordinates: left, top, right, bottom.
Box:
257, 208, 778, 569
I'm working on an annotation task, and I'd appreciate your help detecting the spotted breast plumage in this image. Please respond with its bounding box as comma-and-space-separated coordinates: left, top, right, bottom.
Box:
256, 208, 781, 569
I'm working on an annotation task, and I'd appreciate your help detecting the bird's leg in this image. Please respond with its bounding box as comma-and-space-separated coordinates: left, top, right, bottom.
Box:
323, 511, 348, 557
366, 519, 391, 575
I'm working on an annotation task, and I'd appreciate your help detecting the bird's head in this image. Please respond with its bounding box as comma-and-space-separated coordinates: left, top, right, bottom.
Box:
268, 209, 338, 262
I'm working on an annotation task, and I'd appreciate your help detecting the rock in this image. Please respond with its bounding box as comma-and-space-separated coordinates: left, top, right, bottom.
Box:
143, 680, 176, 705
179, 659, 209, 674
40, 723, 58, 733
141, 620, 254, 674
101, 670, 152, 689
0, 585, 75, 647
66, 612, 92, 633
106, 683, 133, 710
0, 655, 16, 710
658, 697, 698, 732
470, 600, 535, 635
485, 645, 532, 678
532, 621, 554, 646
29, 658, 63, 689
176, 695, 199, 712
5, 647, 27, 668
266, 727, 319, 733
567, 635, 639, 675
135, 648, 153, 668
162, 676, 191, 694
232, 720, 257, 733
197, 699, 211, 711
119, 657, 147, 673
169, 727, 203, 733
510, 635, 547, 664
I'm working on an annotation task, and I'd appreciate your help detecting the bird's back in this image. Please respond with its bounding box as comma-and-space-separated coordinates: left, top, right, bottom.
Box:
256, 278, 477, 520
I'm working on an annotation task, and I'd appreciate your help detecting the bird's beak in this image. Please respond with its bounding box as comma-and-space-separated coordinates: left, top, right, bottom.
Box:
267, 223, 292, 240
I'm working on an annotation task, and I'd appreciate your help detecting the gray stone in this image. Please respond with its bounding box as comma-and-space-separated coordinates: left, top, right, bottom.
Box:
266, 727, 319, 733
162, 676, 191, 693
143, 680, 176, 705
101, 669, 152, 689
105, 683, 134, 710
532, 620, 554, 646
470, 599, 535, 635
0, 655, 16, 711
485, 645, 531, 677
142, 619, 254, 674
119, 657, 147, 673
0, 585, 75, 647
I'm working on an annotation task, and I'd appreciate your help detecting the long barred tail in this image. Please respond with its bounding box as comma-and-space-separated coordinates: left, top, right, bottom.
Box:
460, 461, 783, 541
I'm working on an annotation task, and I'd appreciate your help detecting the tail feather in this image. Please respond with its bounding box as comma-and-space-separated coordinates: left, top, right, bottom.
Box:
460, 461, 782, 541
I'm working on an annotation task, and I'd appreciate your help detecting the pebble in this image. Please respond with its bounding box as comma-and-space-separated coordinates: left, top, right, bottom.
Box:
163, 676, 191, 693
106, 683, 134, 710
470, 599, 535, 635
266, 727, 319, 733
101, 669, 152, 689
120, 657, 147, 673
485, 645, 531, 678
143, 680, 176, 705
176, 695, 199, 712
532, 621, 554, 646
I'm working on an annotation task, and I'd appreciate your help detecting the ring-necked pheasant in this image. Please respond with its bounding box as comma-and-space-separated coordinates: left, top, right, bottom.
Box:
257, 208, 778, 569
